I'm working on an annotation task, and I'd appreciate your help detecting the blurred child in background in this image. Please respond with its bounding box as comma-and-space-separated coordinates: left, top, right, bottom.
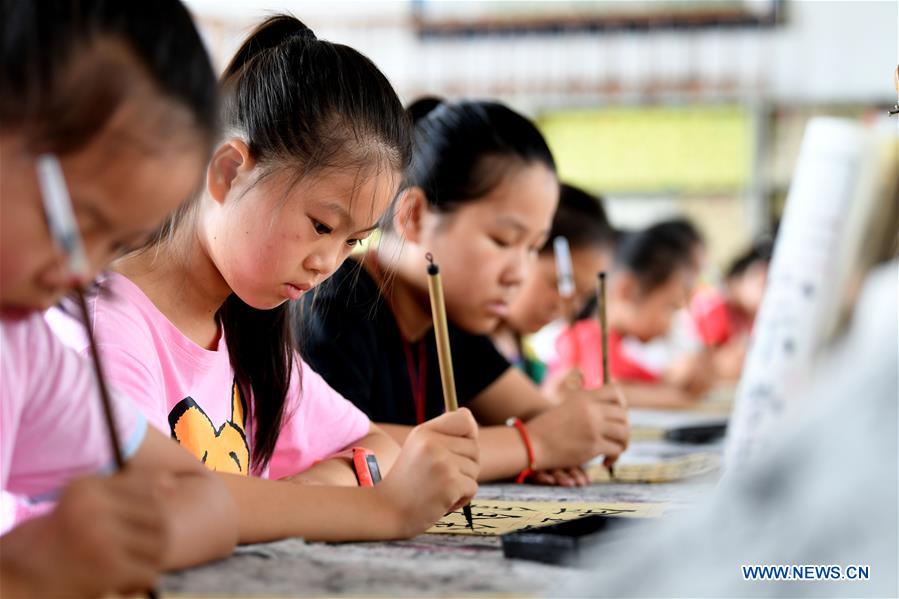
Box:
492, 183, 616, 387
0, 1, 237, 595
691, 239, 773, 380
551, 222, 704, 408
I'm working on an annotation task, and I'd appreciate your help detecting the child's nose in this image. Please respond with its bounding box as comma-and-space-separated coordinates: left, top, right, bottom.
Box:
502, 248, 529, 287
303, 253, 325, 278
304, 245, 342, 279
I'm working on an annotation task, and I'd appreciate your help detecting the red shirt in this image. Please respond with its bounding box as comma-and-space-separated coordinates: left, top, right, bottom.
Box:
690, 289, 752, 347
553, 319, 659, 388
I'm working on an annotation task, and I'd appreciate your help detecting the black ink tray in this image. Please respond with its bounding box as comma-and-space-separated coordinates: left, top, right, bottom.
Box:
501, 514, 640, 566
664, 422, 727, 443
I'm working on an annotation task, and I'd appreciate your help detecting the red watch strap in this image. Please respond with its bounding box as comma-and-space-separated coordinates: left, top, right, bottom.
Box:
507, 418, 537, 484
331, 447, 380, 487
351, 447, 381, 487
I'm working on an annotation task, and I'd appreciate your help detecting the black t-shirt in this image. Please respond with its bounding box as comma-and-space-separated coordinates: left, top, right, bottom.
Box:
297, 260, 510, 425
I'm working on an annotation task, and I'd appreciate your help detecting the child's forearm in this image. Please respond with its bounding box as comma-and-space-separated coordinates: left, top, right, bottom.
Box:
474, 425, 532, 482
380, 423, 413, 444
125, 428, 238, 569
216, 473, 402, 543
620, 383, 696, 409
378, 423, 529, 483
357, 425, 401, 473
160, 472, 238, 569
712, 341, 747, 381
284, 425, 402, 486
284, 458, 357, 486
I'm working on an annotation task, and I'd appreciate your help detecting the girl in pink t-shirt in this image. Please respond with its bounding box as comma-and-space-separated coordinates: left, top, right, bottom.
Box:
0, 2, 237, 596
55, 15, 479, 545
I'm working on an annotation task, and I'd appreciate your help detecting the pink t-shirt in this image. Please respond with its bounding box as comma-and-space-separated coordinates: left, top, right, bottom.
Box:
0, 313, 146, 533
48, 272, 370, 479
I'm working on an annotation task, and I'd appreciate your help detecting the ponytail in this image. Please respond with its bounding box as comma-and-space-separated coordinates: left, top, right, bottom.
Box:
151, 14, 410, 471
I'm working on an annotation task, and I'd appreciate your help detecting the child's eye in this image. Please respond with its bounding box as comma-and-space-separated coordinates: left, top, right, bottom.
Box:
312, 219, 332, 235
346, 238, 361, 248
490, 236, 511, 248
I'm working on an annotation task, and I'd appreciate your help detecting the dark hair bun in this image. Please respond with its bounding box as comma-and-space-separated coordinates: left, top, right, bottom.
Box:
225, 15, 316, 78
406, 96, 444, 124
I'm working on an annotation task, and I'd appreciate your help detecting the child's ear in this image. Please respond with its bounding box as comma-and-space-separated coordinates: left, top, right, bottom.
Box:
392, 186, 428, 244
207, 139, 255, 205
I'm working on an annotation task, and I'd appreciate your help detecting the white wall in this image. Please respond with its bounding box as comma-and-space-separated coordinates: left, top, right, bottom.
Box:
182, 0, 898, 112
178, 0, 897, 266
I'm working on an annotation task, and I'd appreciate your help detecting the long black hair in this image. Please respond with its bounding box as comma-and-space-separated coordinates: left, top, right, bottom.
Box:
541, 183, 616, 255
0, 0, 217, 154
726, 238, 774, 280
385, 97, 556, 225
614, 220, 698, 294
153, 15, 410, 472
577, 218, 697, 319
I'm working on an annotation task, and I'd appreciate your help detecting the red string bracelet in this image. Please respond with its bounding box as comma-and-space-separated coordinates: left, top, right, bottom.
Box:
506, 417, 537, 484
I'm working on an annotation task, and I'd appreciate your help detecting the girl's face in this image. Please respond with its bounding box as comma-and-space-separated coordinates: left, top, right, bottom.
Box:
204, 153, 399, 310
418, 163, 559, 334
730, 261, 769, 317
616, 270, 687, 342
506, 245, 610, 334
0, 101, 207, 317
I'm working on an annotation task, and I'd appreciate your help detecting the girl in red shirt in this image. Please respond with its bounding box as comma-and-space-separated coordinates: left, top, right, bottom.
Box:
552, 222, 699, 408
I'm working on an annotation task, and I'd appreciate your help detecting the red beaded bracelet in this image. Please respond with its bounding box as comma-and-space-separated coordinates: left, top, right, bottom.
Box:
507, 417, 537, 484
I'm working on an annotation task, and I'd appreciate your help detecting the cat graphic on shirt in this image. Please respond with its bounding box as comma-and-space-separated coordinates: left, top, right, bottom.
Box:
168, 380, 250, 474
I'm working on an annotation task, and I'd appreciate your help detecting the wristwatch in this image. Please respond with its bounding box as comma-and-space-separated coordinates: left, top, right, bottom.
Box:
336, 447, 382, 487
